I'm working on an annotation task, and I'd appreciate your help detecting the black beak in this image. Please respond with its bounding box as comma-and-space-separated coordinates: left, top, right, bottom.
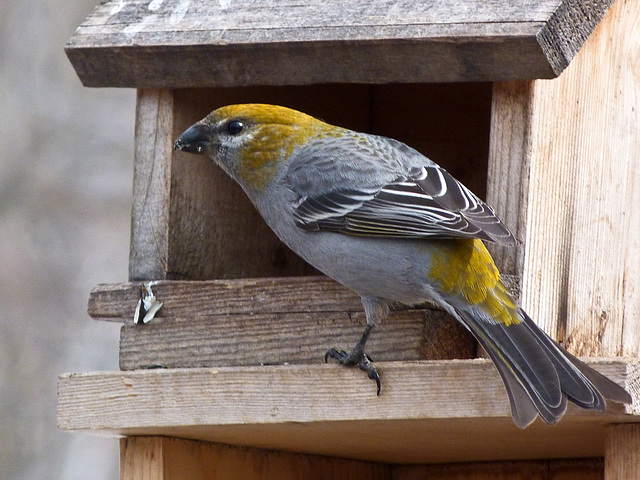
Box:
174, 123, 211, 154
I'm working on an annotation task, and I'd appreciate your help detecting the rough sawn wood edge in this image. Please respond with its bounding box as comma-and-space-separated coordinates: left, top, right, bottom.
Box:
65, 0, 613, 87
87, 275, 520, 321
57, 358, 639, 464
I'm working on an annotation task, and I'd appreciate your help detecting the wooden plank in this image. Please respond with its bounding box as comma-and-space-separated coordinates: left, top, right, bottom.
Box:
486, 0, 640, 356
89, 277, 401, 320
120, 437, 164, 480
99, 277, 476, 369
393, 458, 604, 480
57, 359, 638, 464
486, 80, 533, 275
88, 276, 520, 321
121, 436, 391, 480
118, 308, 475, 370
119, 438, 605, 480
394, 461, 549, 480
129, 89, 174, 281
85, 276, 526, 368
64, 0, 613, 87
604, 424, 640, 480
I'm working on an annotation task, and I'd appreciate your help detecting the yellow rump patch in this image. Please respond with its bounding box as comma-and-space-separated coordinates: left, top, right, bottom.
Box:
427, 239, 519, 326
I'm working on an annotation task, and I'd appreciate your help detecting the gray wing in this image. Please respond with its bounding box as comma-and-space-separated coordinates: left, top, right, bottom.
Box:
287, 134, 518, 245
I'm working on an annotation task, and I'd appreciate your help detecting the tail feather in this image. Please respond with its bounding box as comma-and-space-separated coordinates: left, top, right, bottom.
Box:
453, 306, 631, 427
519, 314, 605, 409
480, 337, 561, 427
552, 340, 632, 405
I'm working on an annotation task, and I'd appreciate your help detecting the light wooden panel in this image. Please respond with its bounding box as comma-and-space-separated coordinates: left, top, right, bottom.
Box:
97, 277, 475, 369
487, 0, 640, 357
120, 437, 391, 480
57, 359, 638, 464
605, 424, 640, 480
486, 81, 533, 276
65, 0, 614, 87
120, 437, 164, 480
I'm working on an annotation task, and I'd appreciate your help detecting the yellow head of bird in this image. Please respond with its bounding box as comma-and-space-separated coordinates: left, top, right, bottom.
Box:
175, 104, 338, 190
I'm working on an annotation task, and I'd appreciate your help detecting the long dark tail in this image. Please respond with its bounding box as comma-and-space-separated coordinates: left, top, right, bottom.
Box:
454, 307, 631, 428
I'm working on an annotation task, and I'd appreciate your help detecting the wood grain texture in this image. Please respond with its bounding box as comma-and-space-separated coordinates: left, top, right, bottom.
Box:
120, 437, 164, 480
65, 0, 613, 87
129, 89, 174, 281
118, 308, 474, 370
57, 359, 638, 464
394, 458, 604, 480
87, 276, 520, 321
118, 438, 606, 480
89, 276, 410, 321
487, 0, 640, 357
604, 424, 640, 480
88, 277, 476, 369
119, 438, 603, 480
120, 436, 391, 480
486, 81, 534, 275
87, 276, 522, 368
547, 459, 605, 480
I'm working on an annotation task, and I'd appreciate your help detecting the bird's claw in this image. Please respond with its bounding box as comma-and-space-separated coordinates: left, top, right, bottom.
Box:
325, 347, 381, 395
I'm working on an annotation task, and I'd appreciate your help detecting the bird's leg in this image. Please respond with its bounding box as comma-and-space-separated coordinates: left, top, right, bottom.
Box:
325, 324, 380, 394
324, 297, 388, 395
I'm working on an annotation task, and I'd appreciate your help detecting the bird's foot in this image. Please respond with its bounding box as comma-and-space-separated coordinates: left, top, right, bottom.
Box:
325, 347, 381, 395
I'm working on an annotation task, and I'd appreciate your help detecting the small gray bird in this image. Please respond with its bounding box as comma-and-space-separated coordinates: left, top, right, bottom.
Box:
174, 103, 631, 428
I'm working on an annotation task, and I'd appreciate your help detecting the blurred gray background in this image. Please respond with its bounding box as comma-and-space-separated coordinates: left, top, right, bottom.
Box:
1, 2, 135, 479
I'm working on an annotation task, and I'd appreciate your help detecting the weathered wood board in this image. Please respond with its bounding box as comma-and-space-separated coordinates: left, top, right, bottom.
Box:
88, 276, 524, 369
486, 0, 640, 358
66, 0, 613, 87
605, 424, 640, 480
57, 359, 639, 464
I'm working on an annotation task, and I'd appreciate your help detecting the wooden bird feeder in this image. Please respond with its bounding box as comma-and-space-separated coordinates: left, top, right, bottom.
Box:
59, 1, 640, 479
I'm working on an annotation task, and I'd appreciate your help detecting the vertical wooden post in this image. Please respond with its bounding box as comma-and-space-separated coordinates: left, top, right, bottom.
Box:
120, 437, 164, 480
487, 0, 640, 354
130, 89, 175, 281
605, 424, 640, 480
486, 80, 534, 278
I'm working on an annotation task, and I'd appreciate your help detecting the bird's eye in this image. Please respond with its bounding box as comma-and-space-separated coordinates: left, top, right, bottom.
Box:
227, 120, 244, 135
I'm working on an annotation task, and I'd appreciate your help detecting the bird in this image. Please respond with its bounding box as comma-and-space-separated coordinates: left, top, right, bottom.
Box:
174, 103, 631, 428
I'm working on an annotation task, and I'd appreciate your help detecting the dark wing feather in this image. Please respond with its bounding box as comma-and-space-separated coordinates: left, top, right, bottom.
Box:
294, 165, 518, 245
